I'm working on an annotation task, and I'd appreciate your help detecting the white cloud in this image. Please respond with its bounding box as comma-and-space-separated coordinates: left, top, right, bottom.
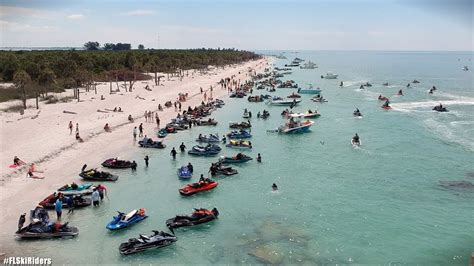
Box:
67, 14, 85, 20
0, 20, 58, 33
120, 9, 156, 16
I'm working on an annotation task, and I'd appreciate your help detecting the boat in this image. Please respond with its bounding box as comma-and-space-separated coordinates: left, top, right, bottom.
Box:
219, 153, 253, 164
247, 95, 264, 102
57, 183, 94, 195
210, 163, 238, 176
277, 115, 315, 134
196, 134, 220, 143
16, 222, 79, 239
412, 80, 420, 83
267, 98, 301, 106
119, 231, 177, 255
79, 168, 118, 182
157, 129, 167, 138
300, 61, 318, 69
298, 85, 322, 94
463, 66, 469, 71
177, 166, 192, 179
179, 179, 218, 196
226, 130, 252, 139
225, 140, 252, 149
288, 111, 320, 119
311, 95, 328, 103
106, 209, 148, 231
102, 158, 136, 169
39, 193, 91, 209
242, 110, 251, 118
138, 139, 166, 149
188, 144, 221, 156
382, 82, 389, 86
321, 72, 338, 79
166, 208, 219, 230
229, 121, 251, 129
195, 119, 218, 126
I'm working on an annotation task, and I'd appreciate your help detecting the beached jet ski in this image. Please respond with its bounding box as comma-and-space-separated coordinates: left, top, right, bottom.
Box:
102, 158, 136, 169
16, 221, 78, 239
80, 166, 118, 181
119, 231, 177, 255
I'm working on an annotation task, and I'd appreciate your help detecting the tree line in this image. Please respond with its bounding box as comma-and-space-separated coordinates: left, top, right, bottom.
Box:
0, 48, 260, 108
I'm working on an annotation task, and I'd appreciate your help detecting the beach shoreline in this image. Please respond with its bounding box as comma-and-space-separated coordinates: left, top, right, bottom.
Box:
0, 57, 270, 252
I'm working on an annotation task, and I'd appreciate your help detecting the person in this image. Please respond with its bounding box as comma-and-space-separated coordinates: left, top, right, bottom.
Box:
340, 81, 343, 87
170, 147, 177, 160
104, 123, 111, 132
118, 107, 122, 112
133, 126, 137, 141
155, 114, 160, 128
359, 85, 364, 90
91, 189, 100, 207
144, 155, 149, 167
138, 123, 144, 138
75, 123, 79, 134
27, 163, 44, 179
198, 133, 203, 140
249, 111, 252, 118
17, 213, 26, 232
257, 111, 260, 118
13, 156, 26, 166
55, 195, 63, 220
383, 99, 390, 107
353, 133, 360, 144
222, 136, 227, 143
131, 161, 137, 171
272, 183, 278, 191
199, 174, 205, 182
187, 162, 194, 173
142, 135, 149, 145
75, 132, 83, 142
128, 114, 134, 123
66, 195, 74, 214
96, 184, 107, 200
398, 89, 403, 95
257, 153, 262, 163
407, 83, 410, 88
179, 142, 186, 152
68, 121, 73, 134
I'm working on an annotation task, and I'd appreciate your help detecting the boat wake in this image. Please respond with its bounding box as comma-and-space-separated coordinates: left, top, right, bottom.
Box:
423, 118, 474, 151
390, 99, 474, 112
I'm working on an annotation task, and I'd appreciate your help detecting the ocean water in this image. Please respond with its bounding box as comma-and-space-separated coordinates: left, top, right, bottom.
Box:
14, 51, 474, 264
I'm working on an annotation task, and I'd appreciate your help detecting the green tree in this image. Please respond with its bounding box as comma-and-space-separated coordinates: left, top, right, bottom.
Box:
138, 44, 145, 50
13, 70, 31, 109
84, 41, 100, 51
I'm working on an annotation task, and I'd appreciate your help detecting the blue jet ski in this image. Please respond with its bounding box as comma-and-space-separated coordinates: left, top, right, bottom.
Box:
177, 166, 192, 179
226, 130, 252, 139
106, 209, 148, 231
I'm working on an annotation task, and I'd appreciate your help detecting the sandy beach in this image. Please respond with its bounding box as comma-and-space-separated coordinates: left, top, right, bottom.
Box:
0, 58, 269, 251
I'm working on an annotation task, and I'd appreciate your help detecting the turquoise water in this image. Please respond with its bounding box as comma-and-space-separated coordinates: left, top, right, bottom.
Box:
16, 51, 474, 264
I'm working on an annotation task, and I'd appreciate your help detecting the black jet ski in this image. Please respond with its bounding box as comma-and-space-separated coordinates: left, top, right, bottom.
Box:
353, 110, 362, 117
16, 222, 79, 239
119, 230, 177, 255
433, 105, 448, 112
166, 208, 219, 231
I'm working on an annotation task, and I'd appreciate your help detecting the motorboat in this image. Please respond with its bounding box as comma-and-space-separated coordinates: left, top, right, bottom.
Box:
267, 97, 301, 106
277, 115, 315, 134
298, 85, 322, 94
299, 61, 317, 69
321, 72, 338, 79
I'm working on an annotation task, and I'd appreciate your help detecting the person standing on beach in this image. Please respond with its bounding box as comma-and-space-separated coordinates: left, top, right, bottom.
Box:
75, 123, 79, 134
138, 123, 144, 138
155, 114, 160, 128
178, 101, 182, 112
144, 111, 148, 122
204, 92, 207, 101
200, 87, 203, 94
144, 155, 149, 167
68, 121, 73, 134
133, 126, 137, 141
55, 195, 63, 220
170, 147, 177, 160
17, 213, 26, 232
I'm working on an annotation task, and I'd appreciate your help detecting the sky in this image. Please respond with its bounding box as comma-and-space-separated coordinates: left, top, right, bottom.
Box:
0, 0, 472, 51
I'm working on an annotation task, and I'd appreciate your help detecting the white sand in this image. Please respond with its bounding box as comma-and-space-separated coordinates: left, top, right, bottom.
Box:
0, 58, 269, 248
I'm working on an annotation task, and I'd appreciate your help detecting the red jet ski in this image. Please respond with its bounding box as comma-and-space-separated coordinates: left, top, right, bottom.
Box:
179, 179, 218, 196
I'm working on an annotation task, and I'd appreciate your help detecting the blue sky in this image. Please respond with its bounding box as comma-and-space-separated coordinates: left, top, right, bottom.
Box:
0, 0, 472, 50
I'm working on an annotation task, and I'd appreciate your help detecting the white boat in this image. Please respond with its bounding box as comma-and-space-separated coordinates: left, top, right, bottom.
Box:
267, 97, 301, 106
298, 85, 322, 94
288, 111, 320, 119
322, 72, 338, 79
278, 115, 315, 134
300, 61, 318, 69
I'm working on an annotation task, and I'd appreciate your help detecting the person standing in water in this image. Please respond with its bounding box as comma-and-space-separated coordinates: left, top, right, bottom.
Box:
179, 142, 186, 153
91, 189, 100, 207
66, 195, 74, 214
144, 155, 149, 167
257, 153, 262, 163
138, 123, 144, 138
55, 194, 63, 220
133, 126, 137, 141
131, 161, 137, 171
170, 147, 177, 160
272, 183, 278, 191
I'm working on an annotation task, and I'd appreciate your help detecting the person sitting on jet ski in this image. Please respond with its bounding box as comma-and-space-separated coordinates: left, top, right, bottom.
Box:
199, 174, 205, 182
71, 182, 78, 190
398, 89, 403, 95
353, 133, 360, 144
236, 153, 243, 160
187, 163, 193, 173
383, 99, 390, 107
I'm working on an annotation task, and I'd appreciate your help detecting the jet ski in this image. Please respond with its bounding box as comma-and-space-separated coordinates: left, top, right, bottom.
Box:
219, 153, 253, 164
225, 140, 252, 149
226, 130, 252, 139
351, 139, 361, 147
229, 121, 251, 129
39, 193, 91, 209
57, 183, 94, 195
177, 166, 192, 179
157, 129, 168, 138
381, 104, 392, 110
353, 110, 362, 117
179, 179, 218, 196
210, 163, 238, 176
138, 139, 166, 149
102, 158, 136, 169
188, 145, 221, 156
433, 105, 448, 112
119, 231, 177, 255
106, 209, 148, 230
16, 221, 79, 239
196, 134, 220, 143
80, 166, 118, 182
378, 95, 389, 101
166, 208, 219, 230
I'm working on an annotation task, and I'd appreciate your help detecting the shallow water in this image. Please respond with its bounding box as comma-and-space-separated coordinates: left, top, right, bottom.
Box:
14, 51, 474, 264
